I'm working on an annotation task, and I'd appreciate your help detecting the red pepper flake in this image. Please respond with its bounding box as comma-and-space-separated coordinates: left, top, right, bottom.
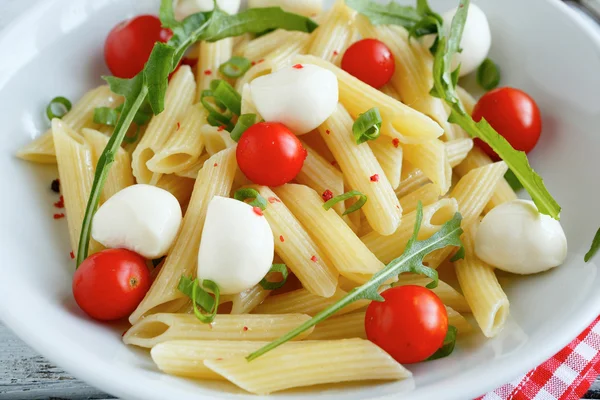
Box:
243, 326, 249, 332
216, 357, 223, 361
396, 205, 400, 210
213, 163, 218, 167
53, 213, 65, 220
121, 330, 128, 337
325, 129, 331, 135
50, 179, 60, 193
392, 138, 400, 148
322, 189, 334, 202
257, 59, 265, 64
253, 207, 263, 216
176, 122, 181, 131
217, 125, 225, 132
310, 255, 318, 262
292, 64, 304, 69
370, 174, 380, 182
333, 50, 339, 56
330, 160, 337, 166
54, 195, 65, 208
268, 197, 281, 204
279, 235, 285, 243
204, 69, 212, 76
70, 251, 75, 259
209, 323, 214, 329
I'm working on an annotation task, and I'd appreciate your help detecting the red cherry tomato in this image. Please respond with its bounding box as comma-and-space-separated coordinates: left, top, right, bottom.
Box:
341, 39, 395, 88
472, 87, 542, 160
365, 285, 448, 364
236, 122, 307, 186
73, 249, 151, 321
104, 15, 173, 79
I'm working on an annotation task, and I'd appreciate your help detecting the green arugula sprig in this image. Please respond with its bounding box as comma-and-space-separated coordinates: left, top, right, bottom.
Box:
246, 202, 463, 361
427, 325, 457, 360
75, 1, 318, 266
585, 228, 600, 262
477, 58, 501, 91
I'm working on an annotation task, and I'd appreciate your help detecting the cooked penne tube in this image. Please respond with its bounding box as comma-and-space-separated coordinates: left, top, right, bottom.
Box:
457, 86, 477, 116
446, 306, 474, 334
242, 29, 306, 62
124, 313, 313, 348
424, 162, 508, 269
174, 153, 210, 179
204, 339, 411, 395
52, 120, 103, 257
132, 66, 196, 184
230, 285, 271, 314
200, 124, 236, 156
362, 198, 459, 264
403, 139, 452, 195
318, 104, 401, 235
455, 225, 509, 337
268, 31, 315, 70
308, 0, 356, 65
308, 311, 366, 340
394, 276, 471, 313
146, 105, 206, 174
455, 146, 517, 213
274, 184, 385, 283
235, 59, 273, 91
154, 174, 195, 209
248, 0, 323, 16
81, 129, 134, 203
294, 55, 443, 143
129, 148, 237, 323
17, 86, 122, 164
253, 287, 368, 316
252, 186, 338, 297
195, 38, 233, 98
240, 83, 260, 116
369, 137, 403, 190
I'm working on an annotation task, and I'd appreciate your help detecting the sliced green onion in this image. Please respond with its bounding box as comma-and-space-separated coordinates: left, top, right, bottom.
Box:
477, 58, 501, 91
230, 114, 257, 142
133, 108, 153, 126
259, 264, 288, 290
219, 56, 252, 78
323, 190, 367, 215
123, 125, 141, 144
93, 107, 119, 126
427, 325, 458, 360
211, 79, 242, 116
504, 169, 523, 191
450, 246, 465, 262
192, 279, 220, 324
46, 96, 72, 120
234, 188, 268, 210
177, 276, 216, 315
207, 113, 235, 131
352, 107, 382, 144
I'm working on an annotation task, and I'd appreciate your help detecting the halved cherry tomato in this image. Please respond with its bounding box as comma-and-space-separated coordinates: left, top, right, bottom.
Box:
72, 249, 151, 321
104, 15, 173, 79
365, 285, 448, 364
236, 122, 307, 186
341, 39, 395, 88
472, 87, 542, 160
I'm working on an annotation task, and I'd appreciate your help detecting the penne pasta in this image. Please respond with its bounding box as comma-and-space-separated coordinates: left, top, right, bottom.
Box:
267, 31, 314, 70
230, 285, 271, 315
308, 311, 366, 340
195, 38, 233, 99
242, 29, 307, 62
294, 54, 444, 143
146, 104, 206, 174
129, 148, 237, 323
17, 86, 122, 164
308, 0, 356, 65
154, 174, 196, 209
252, 186, 339, 298
318, 104, 401, 235
132, 66, 196, 184
403, 139, 452, 195
240, 83, 260, 116
81, 128, 134, 203
446, 306, 474, 334
369, 137, 403, 190
200, 124, 236, 156
52, 120, 103, 257
174, 153, 210, 179
274, 184, 385, 283
248, 0, 323, 16
124, 313, 313, 348
455, 224, 509, 337
457, 86, 477, 116
204, 339, 411, 395
394, 276, 471, 313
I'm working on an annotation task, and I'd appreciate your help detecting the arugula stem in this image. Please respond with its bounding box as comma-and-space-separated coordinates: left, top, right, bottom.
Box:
76, 87, 149, 266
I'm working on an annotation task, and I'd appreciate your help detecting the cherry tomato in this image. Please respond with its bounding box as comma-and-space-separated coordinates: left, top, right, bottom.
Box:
236, 122, 307, 186
104, 15, 173, 79
73, 249, 151, 321
365, 285, 448, 364
341, 39, 395, 88
472, 87, 542, 160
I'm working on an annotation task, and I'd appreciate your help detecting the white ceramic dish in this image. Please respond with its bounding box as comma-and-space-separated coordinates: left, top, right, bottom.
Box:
1, 0, 600, 399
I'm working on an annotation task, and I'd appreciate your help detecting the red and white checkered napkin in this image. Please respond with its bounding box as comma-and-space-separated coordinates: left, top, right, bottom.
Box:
478, 316, 600, 400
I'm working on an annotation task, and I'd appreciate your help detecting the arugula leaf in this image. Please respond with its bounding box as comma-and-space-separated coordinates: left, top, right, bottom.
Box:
345, 0, 421, 28
450, 246, 465, 262
477, 58, 501, 91
584, 227, 600, 262
504, 169, 523, 191
76, 1, 320, 266
427, 0, 561, 220
246, 202, 463, 361
427, 325, 458, 360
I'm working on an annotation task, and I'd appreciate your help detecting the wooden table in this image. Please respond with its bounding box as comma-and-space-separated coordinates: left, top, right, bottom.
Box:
1, 1, 600, 399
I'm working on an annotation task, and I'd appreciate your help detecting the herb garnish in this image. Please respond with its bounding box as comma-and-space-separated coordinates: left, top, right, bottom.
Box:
427, 325, 457, 360
46, 96, 72, 120
230, 114, 257, 141
259, 264, 289, 290
75, 1, 318, 266
584, 228, 600, 262
477, 58, 500, 91
322, 190, 367, 215
246, 202, 463, 361
177, 276, 219, 323
234, 188, 268, 210
352, 107, 382, 144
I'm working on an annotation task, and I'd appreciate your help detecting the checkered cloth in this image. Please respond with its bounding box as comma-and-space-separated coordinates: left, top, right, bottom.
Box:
479, 317, 600, 400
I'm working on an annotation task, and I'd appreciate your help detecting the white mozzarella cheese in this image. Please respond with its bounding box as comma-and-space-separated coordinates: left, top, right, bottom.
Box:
175, 0, 241, 20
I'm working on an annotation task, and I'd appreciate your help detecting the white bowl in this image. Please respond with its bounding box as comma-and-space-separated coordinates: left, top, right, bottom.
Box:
1, 0, 599, 399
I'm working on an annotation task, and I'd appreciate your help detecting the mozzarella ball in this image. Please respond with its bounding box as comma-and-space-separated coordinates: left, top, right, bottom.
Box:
197, 196, 274, 294
250, 63, 339, 135
440, 3, 491, 77
475, 200, 567, 274
175, 0, 241, 20
92, 184, 182, 259
248, 0, 322, 16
